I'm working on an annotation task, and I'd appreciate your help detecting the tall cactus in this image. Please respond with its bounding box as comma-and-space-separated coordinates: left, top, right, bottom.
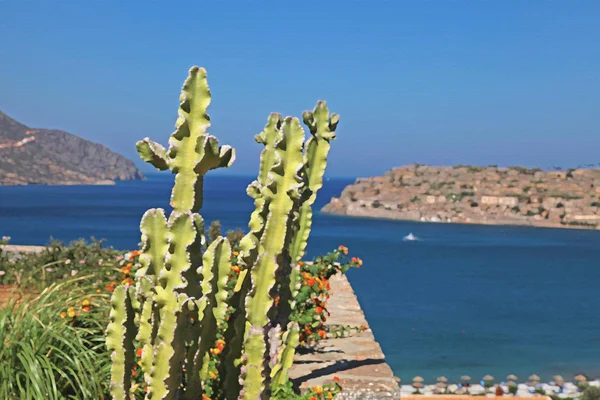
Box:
106, 66, 339, 400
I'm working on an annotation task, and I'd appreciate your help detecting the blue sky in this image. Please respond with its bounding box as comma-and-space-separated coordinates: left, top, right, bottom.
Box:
1, 1, 599, 178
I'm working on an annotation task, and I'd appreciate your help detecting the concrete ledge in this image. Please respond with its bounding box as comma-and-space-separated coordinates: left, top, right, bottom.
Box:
290, 274, 400, 399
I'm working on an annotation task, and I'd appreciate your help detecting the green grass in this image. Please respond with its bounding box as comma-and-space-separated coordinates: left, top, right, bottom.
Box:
0, 277, 112, 399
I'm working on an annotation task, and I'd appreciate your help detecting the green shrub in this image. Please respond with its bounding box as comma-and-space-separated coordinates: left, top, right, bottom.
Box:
0, 238, 120, 290
582, 386, 600, 400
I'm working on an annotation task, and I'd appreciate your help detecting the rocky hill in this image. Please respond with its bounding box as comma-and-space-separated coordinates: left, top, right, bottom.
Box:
0, 111, 144, 185
322, 164, 600, 230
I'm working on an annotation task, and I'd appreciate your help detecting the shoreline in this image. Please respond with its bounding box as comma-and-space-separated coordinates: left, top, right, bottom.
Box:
320, 205, 600, 231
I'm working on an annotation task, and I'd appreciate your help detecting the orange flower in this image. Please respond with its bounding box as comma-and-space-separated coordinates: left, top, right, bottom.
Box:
302, 272, 311, 279
136, 347, 143, 358
315, 306, 323, 314
318, 330, 326, 339
360, 325, 367, 331
60, 312, 67, 319
209, 371, 217, 380
310, 397, 317, 400
327, 392, 333, 399
274, 295, 280, 306
82, 306, 90, 312
82, 299, 90, 307
307, 278, 316, 287
298, 261, 304, 267
216, 339, 226, 351
337, 245, 349, 255
202, 395, 211, 400
231, 265, 240, 274
314, 386, 324, 394
333, 375, 340, 382
232, 251, 239, 257
131, 370, 137, 377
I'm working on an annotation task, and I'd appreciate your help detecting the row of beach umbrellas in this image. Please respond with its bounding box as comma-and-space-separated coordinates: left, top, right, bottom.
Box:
409, 374, 589, 387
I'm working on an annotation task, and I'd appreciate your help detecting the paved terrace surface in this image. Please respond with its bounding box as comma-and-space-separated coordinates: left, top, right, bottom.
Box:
290, 274, 401, 399
2, 245, 401, 399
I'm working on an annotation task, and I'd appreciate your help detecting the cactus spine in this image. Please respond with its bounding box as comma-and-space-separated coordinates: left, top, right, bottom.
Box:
106, 66, 338, 399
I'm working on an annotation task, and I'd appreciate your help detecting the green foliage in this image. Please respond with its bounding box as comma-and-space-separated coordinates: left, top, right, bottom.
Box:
508, 385, 518, 395
0, 277, 112, 399
0, 238, 120, 290
107, 66, 342, 399
582, 386, 600, 400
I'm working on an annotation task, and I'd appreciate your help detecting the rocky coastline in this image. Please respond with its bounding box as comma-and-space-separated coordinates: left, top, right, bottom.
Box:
322, 164, 600, 230
0, 110, 144, 186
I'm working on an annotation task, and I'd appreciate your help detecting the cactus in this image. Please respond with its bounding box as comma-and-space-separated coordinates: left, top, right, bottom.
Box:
106, 66, 339, 399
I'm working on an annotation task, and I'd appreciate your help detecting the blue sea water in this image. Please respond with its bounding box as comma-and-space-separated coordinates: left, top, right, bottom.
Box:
1, 174, 600, 382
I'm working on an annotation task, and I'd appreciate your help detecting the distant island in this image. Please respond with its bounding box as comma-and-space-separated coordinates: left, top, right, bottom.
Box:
322, 164, 600, 230
0, 110, 144, 186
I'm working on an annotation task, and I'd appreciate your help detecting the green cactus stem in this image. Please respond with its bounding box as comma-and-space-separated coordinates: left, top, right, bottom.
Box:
272, 101, 339, 386
107, 65, 339, 400
242, 116, 305, 399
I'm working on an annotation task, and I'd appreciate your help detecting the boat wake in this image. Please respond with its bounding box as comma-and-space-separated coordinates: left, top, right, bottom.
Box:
403, 233, 419, 241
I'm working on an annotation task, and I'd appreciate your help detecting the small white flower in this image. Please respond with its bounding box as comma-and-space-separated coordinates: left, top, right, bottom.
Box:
71, 269, 78, 276
65, 259, 71, 265
98, 259, 103, 265
79, 260, 85, 265
0, 270, 6, 276
46, 268, 53, 272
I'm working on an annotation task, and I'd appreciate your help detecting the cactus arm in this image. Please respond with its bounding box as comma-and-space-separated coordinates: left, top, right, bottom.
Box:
167, 67, 235, 213
221, 114, 282, 395
136, 139, 170, 171
137, 208, 169, 287
210, 237, 232, 325
242, 117, 305, 399
146, 212, 197, 399
289, 101, 338, 263
106, 285, 138, 400
273, 101, 340, 387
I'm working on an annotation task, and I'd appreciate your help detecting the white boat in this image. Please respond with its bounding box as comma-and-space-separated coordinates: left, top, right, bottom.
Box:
403, 233, 418, 241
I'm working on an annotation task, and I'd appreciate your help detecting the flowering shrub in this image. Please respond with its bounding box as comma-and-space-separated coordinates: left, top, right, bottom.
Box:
0, 238, 120, 290
294, 245, 364, 344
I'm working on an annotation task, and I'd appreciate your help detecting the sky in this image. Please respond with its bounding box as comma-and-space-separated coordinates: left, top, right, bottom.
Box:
1, 0, 599, 178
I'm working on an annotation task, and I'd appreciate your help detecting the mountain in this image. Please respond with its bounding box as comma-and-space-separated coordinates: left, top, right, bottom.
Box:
322, 164, 600, 230
0, 111, 144, 186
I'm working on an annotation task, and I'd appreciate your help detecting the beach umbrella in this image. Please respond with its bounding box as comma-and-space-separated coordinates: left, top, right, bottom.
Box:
413, 382, 424, 389
461, 376, 471, 382
553, 375, 564, 384
437, 376, 448, 383
529, 374, 540, 382
574, 374, 587, 382
483, 375, 494, 381
413, 376, 424, 383
507, 374, 518, 381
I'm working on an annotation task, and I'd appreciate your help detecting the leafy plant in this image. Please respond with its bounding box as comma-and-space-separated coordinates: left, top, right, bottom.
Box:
0, 277, 113, 399
582, 386, 600, 400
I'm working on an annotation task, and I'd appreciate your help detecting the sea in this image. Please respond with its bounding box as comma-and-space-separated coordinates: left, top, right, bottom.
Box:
1, 173, 600, 382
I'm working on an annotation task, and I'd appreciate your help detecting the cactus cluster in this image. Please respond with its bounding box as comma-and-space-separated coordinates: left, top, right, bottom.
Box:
106, 66, 339, 399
